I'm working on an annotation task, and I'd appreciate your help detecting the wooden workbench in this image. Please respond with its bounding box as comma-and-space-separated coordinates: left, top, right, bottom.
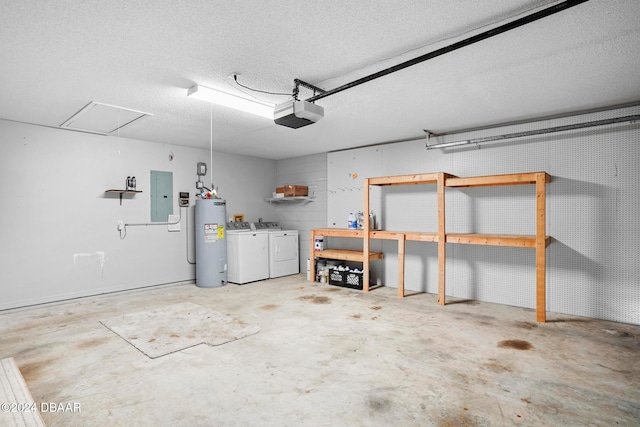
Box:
310, 171, 551, 322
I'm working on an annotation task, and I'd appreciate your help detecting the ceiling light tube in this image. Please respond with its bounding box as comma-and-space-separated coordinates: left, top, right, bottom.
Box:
187, 84, 274, 119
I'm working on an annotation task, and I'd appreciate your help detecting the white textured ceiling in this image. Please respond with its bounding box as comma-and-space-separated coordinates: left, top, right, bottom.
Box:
1, 0, 639, 159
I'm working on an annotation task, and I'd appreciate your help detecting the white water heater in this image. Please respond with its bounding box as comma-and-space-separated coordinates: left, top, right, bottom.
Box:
195, 199, 227, 287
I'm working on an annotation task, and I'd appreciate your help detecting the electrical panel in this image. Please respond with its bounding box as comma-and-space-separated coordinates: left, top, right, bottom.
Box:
150, 170, 173, 222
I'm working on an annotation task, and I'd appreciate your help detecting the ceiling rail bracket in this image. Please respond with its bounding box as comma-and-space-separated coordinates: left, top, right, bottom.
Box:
293, 79, 326, 101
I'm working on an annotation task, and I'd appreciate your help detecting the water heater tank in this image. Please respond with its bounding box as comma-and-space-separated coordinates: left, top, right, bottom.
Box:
195, 199, 227, 287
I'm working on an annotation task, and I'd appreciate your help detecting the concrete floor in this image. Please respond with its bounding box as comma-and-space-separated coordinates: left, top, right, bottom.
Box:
1, 275, 639, 427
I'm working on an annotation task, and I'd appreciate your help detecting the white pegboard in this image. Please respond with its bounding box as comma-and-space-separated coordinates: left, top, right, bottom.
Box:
327, 104, 640, 325
327, 146, 382, 228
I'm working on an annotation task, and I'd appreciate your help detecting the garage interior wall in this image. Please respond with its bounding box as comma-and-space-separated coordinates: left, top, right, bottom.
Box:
0, 119, 277, 310
328, 105, 640, 325
3, 103, 638, 326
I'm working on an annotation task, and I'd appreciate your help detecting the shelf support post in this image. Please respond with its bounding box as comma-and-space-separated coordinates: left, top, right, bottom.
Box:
437, 173, 446, 305
363, 178, 371, 292
535, 173, 547, 322
397, 234, 405, 298
309, 230, 316, 282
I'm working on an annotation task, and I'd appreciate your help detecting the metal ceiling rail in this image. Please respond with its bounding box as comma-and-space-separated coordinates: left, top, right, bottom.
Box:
425, 115, 640, 149
306, 0, 590, 103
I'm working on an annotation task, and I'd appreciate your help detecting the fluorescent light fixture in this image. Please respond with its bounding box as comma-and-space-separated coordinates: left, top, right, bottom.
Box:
187, 84, 274, 119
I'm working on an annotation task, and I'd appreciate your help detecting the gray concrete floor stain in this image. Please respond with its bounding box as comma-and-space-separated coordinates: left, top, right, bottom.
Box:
1, 275, 639, 426
497, 339, 533, 350
298, 294, 331, 304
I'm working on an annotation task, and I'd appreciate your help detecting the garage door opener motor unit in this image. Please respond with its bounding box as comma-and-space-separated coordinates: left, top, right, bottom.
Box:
274, 79, 325, 129
274, 100, 323, 129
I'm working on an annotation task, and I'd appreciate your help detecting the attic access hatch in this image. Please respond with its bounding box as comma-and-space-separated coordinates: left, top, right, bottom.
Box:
60, 101, 152, 135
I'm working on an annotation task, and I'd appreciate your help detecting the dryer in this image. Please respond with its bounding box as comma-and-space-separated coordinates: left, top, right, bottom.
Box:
254, 222, 299, 278
226, 222, 269, 284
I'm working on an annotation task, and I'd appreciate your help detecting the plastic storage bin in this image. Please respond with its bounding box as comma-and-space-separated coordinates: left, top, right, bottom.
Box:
328, 267, 364, 290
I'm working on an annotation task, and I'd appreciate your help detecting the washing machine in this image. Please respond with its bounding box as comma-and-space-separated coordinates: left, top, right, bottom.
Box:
254, 222, 299, 278
226, 221, 269, 284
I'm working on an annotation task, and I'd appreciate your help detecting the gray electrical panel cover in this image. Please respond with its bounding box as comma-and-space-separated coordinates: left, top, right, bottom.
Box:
150, 170, 173, 222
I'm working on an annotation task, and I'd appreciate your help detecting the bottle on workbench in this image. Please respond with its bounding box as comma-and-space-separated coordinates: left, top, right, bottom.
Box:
348, 212, 356, 229
357, 211, 364, 229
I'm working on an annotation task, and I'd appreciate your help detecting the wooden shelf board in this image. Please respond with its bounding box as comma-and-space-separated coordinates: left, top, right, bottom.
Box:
313, 229, 551, 248
369, 230, 405, 240
316, 249, 383, 262
312, 229, 402, 240
445, 233, 550, 248
446, 172, 550, 188
369, 173, 442, 186
105, 189, 142, 194
403, 231, 438, 242
313, 228, 364, 238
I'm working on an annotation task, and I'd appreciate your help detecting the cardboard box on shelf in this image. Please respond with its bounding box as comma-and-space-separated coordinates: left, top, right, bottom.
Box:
283, 185, 308, 197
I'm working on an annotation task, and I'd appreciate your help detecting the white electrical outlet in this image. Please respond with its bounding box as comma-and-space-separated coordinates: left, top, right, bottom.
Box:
168, 215, 180, 232
117, 220, 124, 231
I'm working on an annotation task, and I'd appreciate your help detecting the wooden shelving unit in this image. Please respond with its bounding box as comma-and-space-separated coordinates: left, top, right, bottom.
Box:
311, 171, 552, 322
363, 172, 449, 303
442, 172, 551, 322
